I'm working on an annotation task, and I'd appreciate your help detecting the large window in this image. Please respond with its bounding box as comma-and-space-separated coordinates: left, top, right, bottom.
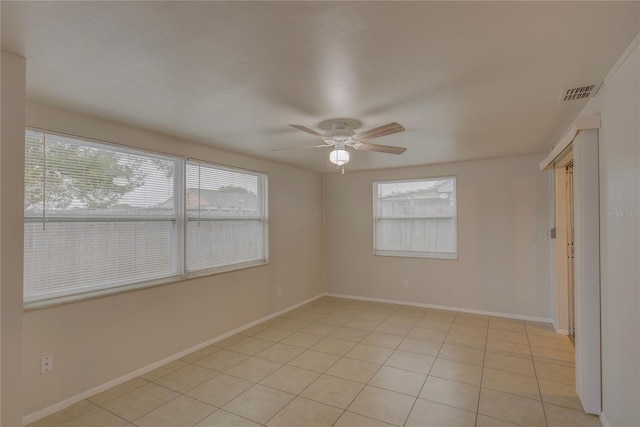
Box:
373, 177, 457, 259
24, 130, 267, 305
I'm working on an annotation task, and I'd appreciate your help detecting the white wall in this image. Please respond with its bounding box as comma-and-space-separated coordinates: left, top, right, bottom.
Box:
324, 154, 553, 319
1, 51, 26, 427
579, 38, 640, 427
21, 102, 325, 418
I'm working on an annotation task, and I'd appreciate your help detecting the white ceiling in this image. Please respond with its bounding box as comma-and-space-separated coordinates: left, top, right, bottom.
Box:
2, 2, 638, 173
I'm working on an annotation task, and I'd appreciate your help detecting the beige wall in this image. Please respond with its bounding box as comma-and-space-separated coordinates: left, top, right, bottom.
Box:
580, 39, 640, 427
22, 102, 325, 417
1, 51, 26, 427
12, 30, 640, 427
324, 154, 553, 319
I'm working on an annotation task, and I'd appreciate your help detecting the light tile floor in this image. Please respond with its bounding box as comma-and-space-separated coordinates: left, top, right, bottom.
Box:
28, 296, 602, 427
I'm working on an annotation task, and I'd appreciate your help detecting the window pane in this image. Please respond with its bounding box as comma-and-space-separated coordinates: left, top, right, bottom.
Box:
25, 221, 178, 301
24, 132, 177, 217
374, 177, 457, 258
24, 130, 269, 305
375, 218, 457, 253
24, 130, 180, 303
186, 163, 260, 217
186, 161, 266, 273
187, 220, 261, 271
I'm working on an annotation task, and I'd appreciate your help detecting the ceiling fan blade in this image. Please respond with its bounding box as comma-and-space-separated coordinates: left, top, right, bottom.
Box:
355, 142, 407, 155
270, 144, 330, 152
288, 124, 323, 137
354, 122, 405, 141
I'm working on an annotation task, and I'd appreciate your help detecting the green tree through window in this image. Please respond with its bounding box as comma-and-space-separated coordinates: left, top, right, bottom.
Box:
25, 132, 147, 211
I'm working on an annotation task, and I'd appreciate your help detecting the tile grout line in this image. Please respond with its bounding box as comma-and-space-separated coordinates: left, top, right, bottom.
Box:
327, 303, 409, 427
474, 315, 490, 427
261, 303, 403, 427
359, 308, 429, 427
400, 309, 454, 427
527, 321, 550, 427
238, 302, 574, 425
29, 298, 575, 427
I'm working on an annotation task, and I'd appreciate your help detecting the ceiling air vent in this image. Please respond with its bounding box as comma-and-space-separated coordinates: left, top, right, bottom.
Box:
558, 82, 602, 103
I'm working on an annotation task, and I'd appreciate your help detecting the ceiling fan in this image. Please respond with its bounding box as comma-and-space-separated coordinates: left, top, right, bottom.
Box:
274, 118, 407, 170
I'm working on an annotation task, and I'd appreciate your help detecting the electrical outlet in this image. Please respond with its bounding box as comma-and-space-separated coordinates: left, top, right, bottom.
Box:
403, 279, 409, 288
41, 354, 53, 374
277, 286, 282, 296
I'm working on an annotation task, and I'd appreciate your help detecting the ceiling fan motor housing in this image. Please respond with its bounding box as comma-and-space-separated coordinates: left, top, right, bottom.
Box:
326, 122, 355, 141
285, 120, 407, 161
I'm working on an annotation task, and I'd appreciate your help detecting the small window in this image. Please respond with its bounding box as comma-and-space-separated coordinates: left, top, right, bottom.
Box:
373, 177, 457, 259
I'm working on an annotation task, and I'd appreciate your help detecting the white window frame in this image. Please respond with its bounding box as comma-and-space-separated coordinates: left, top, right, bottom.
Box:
184, 159, 269, 276
23, 129, 269, 308
373, 176, 458, 260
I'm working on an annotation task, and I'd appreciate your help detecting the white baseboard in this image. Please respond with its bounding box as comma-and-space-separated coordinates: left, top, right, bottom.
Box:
599, 411, 611, 427
324, 292, 554, 324
22, 293, 324, 426
550, 319, 569, 336
23, 291, 557, 424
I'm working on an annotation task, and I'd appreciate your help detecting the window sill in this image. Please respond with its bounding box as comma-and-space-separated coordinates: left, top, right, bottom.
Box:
374, 250, 458, 260
23, 259, 269, 311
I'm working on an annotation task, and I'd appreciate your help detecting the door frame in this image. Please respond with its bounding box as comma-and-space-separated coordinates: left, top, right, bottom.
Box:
554, 149, 573, 335
551, 131, 601, 414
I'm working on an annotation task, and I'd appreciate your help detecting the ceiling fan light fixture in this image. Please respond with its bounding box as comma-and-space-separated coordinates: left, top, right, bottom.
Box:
285, 120, 406, 168
329, 148, 350, 166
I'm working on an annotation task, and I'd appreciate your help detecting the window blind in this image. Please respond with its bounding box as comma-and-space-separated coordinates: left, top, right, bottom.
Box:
24, 130, 268, 305
24, 130, 181, 303
186, 161, 267, 273
373, 177, 457, 259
